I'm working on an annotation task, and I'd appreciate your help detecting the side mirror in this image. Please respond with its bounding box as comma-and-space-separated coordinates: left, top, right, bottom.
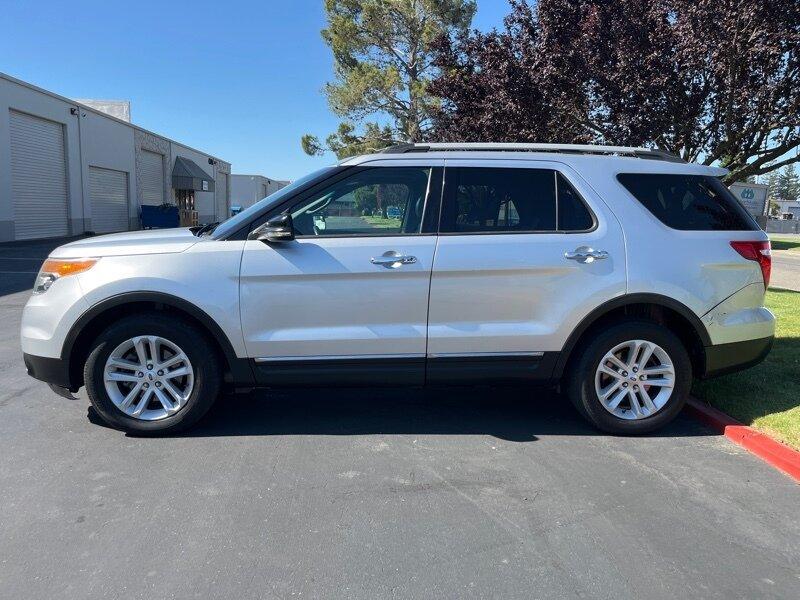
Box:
250, 214, 295, 243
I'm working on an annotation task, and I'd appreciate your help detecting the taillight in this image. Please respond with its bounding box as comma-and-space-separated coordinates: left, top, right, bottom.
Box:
730, 241, 771, 288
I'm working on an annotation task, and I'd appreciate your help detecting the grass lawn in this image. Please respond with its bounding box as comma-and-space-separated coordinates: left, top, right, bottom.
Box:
769, 236, 800, 252
693, 288, 800, 450
362, 216, 402, 229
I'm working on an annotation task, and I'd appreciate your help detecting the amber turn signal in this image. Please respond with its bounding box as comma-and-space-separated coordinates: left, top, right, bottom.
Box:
40, 258, 98, 277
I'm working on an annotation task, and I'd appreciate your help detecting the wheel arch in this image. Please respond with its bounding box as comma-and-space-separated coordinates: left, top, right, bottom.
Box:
63, 292, 254, 390
554, 293, 710, 380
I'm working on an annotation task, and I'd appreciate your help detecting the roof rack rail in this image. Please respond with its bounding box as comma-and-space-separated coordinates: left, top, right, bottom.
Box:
379, 142, 685, 163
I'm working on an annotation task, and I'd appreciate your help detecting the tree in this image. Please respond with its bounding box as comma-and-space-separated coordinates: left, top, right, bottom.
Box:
773, 164, 800, 203
429, 0, 589, 143
302, 0, 476, 159
430, 0, 800, 182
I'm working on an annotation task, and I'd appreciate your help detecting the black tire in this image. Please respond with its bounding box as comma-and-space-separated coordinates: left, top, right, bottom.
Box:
566, 320, 692, 435
84, 314, 222, 434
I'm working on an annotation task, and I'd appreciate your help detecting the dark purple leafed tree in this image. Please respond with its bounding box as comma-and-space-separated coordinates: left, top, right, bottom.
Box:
430, 0, 800, 182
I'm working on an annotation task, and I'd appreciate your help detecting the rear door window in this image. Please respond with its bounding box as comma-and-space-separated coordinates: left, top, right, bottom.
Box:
617, 174, 759, 231
557, 173, 594, 231
440, 167, 594, 233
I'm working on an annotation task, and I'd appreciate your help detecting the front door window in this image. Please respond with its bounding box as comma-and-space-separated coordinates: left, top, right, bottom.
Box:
290, 167, 431, 237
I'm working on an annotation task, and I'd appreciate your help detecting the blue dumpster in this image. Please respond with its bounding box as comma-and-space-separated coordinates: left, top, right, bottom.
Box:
141, 205, 179, 229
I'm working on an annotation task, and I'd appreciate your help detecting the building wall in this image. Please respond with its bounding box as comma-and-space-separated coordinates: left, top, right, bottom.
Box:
231, 174, 288, 210
766, 218, 800, 234
0, 72, 229, 242
0, 76, 84, 241
80, 109, 138, 231
231, 175, 263, 209
269, 179, 289, 195
73, 99, 131, 122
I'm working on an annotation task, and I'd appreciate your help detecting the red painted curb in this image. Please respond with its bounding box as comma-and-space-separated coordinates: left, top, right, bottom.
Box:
685, 398, 800, 483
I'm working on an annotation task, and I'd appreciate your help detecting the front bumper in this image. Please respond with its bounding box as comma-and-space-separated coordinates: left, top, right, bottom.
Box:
702, 336, 773, 379
23, 353, 75, 391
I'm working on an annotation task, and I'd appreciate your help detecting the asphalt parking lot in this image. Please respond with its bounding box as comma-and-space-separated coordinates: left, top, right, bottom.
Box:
1, 240, 798, 599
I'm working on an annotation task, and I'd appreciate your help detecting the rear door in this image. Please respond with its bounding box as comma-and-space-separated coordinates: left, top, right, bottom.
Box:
239, 162, 442, 386
426, 160, 626, 382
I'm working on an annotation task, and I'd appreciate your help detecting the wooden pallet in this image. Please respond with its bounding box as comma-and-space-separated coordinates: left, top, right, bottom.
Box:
179, 210, 199, 227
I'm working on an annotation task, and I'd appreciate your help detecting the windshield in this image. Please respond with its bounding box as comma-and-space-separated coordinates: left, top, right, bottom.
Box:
211, 166, 338, 239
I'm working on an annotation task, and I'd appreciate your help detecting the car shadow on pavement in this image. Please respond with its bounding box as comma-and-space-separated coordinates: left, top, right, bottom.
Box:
88, 385, 708, 441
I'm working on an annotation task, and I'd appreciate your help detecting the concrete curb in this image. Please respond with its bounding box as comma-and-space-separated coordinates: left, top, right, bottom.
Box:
685, 398, 800, 483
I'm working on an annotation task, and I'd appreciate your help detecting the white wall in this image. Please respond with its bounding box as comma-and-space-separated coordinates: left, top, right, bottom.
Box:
268, 179, 289, 195
231, 174, 288, 210
0, 73, 230, 241
0, 76, 84, 241
231, 175, 265, 209
79, 109, 138, 230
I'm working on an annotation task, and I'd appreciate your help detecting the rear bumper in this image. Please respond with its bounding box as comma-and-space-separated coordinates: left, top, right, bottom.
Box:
23, 353, 75, 391
702, 336, 773, 379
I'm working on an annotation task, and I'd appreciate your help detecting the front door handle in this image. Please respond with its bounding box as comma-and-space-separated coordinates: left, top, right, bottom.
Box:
370, 251, 417, 268
564, 246, 609, 263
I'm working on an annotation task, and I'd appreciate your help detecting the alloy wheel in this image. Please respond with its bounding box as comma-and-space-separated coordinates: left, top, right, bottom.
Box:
594, 339, 676, 420
103, 335, 194, 421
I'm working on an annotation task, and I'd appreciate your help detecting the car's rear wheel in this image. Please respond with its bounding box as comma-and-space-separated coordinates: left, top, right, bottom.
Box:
567, 320, 691, 434
84, 314, 221, 434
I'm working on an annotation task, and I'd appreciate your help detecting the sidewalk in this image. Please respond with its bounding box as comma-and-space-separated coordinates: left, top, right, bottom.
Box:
771, 250, 800, 291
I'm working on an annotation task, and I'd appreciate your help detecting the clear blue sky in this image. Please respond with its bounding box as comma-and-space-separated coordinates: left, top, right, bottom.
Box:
1, 0, 510, 181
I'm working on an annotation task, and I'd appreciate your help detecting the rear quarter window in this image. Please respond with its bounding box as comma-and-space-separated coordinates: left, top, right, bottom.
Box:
617, 173, 759, 231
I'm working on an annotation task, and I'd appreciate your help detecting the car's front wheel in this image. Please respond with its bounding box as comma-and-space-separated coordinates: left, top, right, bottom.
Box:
567, 320, 692, 434
84, 314, 221, 434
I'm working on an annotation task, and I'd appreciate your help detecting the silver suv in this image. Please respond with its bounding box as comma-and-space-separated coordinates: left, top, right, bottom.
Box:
22, 143, 775, 435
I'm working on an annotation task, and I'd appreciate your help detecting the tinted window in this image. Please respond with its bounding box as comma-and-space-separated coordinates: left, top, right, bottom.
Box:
291, 167, 430, 236
557, 173, 594, 231
617, 174, 758, 231
440, 168, 594, 233
441, 168, 556, 233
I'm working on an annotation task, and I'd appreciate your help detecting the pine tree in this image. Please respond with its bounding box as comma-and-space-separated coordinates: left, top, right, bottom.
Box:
773, 165, 800, 204
302, 0, 476, 159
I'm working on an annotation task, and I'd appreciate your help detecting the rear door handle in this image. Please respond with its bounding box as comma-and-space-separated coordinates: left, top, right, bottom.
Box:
370, 251, 417, 268
564, 246, 609, 263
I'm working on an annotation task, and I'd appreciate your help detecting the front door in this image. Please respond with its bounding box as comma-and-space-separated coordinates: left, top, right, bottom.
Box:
239, 164, 441, 386
426, 160, 626, 382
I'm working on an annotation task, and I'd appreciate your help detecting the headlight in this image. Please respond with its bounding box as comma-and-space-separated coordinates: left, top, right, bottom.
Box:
33, 258, 98, 294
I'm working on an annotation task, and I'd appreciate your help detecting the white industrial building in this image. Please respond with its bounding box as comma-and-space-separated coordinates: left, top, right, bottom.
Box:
231, 174, 289, 210
773, 198, 800, 219
0, 72, 231, 242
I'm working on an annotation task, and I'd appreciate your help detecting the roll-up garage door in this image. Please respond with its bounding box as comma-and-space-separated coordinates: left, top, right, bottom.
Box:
89, 167, 128, 234
216, 172, 229, 220
140, 150, 164, 205
9, 110, 69, 240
